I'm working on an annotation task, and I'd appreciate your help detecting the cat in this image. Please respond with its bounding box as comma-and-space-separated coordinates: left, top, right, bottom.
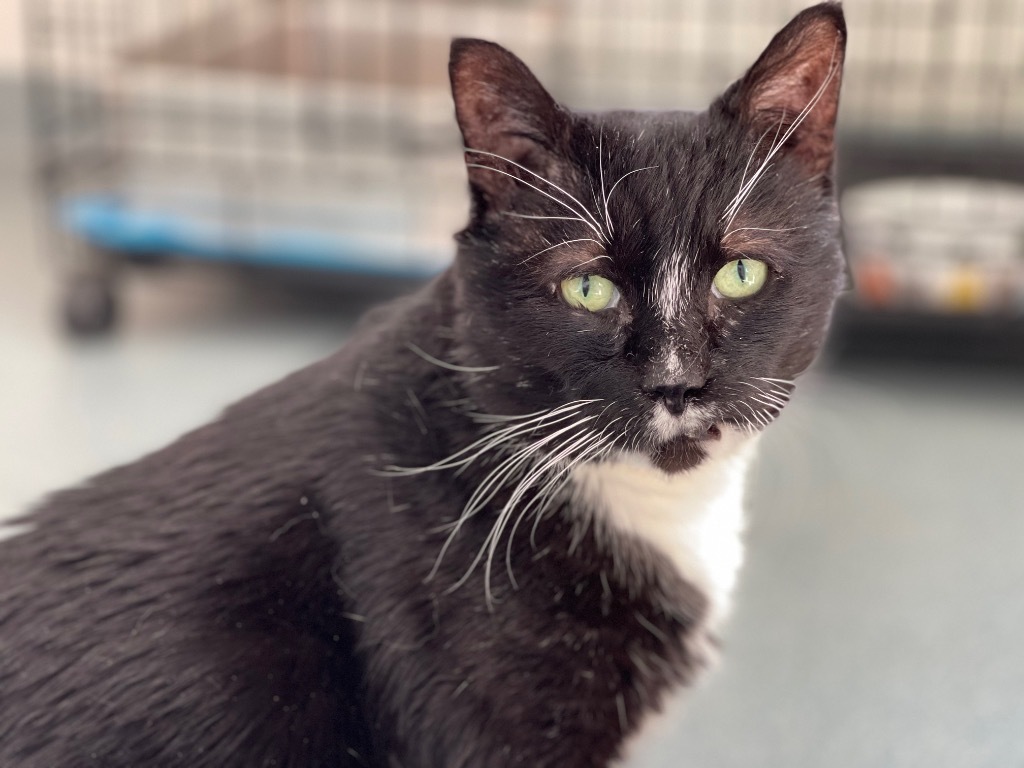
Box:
0, 4, 846, 766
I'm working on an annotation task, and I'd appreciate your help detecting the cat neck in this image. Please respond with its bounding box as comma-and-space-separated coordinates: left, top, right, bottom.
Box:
569, 428, 758, 629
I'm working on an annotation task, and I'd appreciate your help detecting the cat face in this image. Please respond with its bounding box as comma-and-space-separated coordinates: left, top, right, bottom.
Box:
448, 4, 846, 473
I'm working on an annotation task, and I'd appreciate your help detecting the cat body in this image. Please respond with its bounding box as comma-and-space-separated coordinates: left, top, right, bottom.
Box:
0, 279, 709, 767
0, 5, 847, 766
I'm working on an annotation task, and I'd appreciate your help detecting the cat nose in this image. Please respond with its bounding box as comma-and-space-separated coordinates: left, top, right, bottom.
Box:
642, 378, 707, 417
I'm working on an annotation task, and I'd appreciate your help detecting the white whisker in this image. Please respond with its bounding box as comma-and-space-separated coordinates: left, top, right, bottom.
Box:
502, 428, 618, 591
431, 415, 600, 584
503, 212, 594, 228
734, 123, 776, 205
390, 393, 627, 607
465, 148, 607, 239
723, 112, 786, 228
496, 429, 614, 595
737, 400, 769, 428
722, 41, 840, 229
521, 432, 614, 551
748, 395, 784, 411
384, 400, 596, 476
405, 342, 499, 373
440, 418, 599, 596
604, 165, 659, 231
737, 381, 789, 407
519, 238, 605, 265
575, 255, 615, 268
723, 225, 804, 240
598, 128, 611, 235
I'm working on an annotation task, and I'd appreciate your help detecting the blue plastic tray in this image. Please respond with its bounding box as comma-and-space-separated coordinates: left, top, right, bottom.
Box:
62, 194, 448, 279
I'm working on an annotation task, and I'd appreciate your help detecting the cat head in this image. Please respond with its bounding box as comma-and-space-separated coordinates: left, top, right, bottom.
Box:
447, 3, 846, 473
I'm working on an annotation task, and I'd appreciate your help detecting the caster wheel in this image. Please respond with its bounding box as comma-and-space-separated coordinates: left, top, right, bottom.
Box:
63, 274, 117, 336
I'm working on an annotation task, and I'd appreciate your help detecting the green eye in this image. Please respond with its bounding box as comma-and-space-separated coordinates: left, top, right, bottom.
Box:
560, 274, 620, 312
713, 258, 768, 299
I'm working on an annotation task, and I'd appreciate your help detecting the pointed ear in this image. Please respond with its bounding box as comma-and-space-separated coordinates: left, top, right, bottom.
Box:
449, 39, 569, 206
730, 3, 846, 180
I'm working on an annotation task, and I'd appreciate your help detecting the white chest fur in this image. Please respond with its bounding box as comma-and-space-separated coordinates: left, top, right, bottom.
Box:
570, 429, 758, 627
572, 430, 758, 766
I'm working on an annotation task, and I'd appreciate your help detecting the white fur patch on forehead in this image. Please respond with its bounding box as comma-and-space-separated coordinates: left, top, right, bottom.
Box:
661, 348, 685, 378
655, 245, 693, 326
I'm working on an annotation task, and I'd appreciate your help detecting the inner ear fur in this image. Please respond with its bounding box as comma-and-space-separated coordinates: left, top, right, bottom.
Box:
727, 3, 847, 179
449, 38, 569, 207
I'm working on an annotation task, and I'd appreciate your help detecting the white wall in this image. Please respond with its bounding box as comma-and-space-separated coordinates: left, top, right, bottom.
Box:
0, 1, 24, 73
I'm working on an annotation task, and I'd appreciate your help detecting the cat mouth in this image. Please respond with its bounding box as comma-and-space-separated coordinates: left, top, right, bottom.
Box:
649, 402, 721, 443
655, 422, 722, 446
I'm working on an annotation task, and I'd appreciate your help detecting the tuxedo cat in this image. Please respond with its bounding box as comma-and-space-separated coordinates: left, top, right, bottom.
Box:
0, 4, 846, 766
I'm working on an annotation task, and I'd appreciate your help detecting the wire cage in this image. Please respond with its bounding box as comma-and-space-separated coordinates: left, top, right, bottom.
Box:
25, 0, 567, 334
23, 0, 1024, 338
835, 0, 1024, 357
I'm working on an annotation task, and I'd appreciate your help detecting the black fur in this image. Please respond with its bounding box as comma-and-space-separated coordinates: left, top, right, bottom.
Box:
0, 5, 846, 766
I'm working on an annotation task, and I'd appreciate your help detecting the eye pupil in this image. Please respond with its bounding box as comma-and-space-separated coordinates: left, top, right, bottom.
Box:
559, 274, 620, 312
712, 258, 767, 299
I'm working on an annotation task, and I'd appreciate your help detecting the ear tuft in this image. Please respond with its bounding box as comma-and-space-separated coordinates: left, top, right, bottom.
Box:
733, 3, 846, 179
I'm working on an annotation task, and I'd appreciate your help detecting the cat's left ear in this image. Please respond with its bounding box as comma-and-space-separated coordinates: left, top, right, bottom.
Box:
449, 39, 569, 206
727, 3, 846, 180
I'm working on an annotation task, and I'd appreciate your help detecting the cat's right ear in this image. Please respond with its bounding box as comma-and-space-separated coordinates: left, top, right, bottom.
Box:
449, 39, 569, 208
723, 3, 846, 182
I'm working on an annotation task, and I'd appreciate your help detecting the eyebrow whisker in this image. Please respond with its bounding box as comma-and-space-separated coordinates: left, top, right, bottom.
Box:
518, 238, 605, 266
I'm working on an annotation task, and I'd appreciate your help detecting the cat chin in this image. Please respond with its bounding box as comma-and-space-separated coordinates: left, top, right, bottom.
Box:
652, 435, 713, 474
648, 403, 725, 474
636, 422, 752, 476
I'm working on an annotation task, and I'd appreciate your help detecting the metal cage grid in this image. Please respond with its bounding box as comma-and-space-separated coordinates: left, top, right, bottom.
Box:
22, 0, 1024, 333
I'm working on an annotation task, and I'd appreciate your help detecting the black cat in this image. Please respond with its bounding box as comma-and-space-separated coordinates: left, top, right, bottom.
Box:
0, 4, 846, 766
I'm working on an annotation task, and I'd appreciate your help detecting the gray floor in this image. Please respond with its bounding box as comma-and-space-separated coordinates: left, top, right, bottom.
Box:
3, 83, 1024, 766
